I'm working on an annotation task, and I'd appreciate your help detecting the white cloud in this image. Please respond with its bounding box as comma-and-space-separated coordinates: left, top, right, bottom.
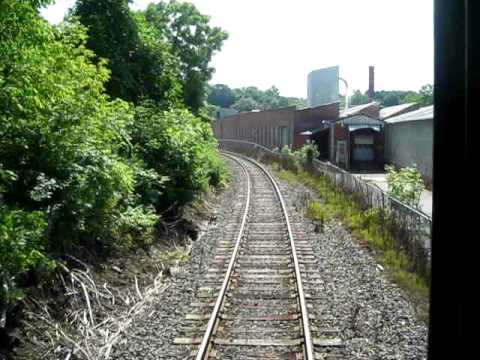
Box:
41, 0, 433, 98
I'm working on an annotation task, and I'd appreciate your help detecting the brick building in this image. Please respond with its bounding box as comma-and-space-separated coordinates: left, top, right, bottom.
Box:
213, 100, 387, 171
331, 115, 385, 170
213, 102, 339, 151
212, 66, 430, 172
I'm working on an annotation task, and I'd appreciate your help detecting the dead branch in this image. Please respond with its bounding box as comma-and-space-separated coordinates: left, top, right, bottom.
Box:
22, 261, 170, 359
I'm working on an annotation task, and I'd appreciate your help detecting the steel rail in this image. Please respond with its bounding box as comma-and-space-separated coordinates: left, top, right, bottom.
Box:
220, 150, 315, 360
194, 153, 251, 360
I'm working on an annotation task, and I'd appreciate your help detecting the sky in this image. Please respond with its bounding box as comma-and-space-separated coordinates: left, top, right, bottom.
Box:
41, 0, 434, 99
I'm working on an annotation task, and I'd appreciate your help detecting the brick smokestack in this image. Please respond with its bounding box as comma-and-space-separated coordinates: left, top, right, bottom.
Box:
368, 66, 375, 101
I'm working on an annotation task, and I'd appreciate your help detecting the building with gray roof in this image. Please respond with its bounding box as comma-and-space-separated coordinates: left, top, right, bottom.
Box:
384, 105, 434, 187
380, 102, 420, 120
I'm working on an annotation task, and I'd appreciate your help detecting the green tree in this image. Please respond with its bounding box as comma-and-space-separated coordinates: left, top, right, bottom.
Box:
382, 93, 401, 106
262, 86, 282, 109
72, 0, 141, 101
0, 1, 150, 304
349, 89, 369, 106
284, 96, 307, 109
232, 97, 260, 112
207, 84, 236, 108
400, 91, 421, 104
236, 86, 263, 102
229, 85, 306, 111
0, 0, 228, 311
144, 0, 228, 113
374, 90, 410, 106
401, 85, 433, 106
72, 0, 184, 106
132, 11, 183, 107
419, 84, 433, 105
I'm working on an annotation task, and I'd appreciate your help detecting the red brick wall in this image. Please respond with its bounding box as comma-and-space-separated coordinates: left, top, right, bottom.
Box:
214, 107, 296, 149
294, 102, 339, 133
334, 123, 349, 141
292, 102, 339, 150
214, 102, 343, 152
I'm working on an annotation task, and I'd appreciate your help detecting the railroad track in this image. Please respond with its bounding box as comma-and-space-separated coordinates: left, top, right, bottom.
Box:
174, 152, 342, 359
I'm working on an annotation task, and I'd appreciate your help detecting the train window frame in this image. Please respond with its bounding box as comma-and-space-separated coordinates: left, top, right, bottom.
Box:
429, 1, 472, 358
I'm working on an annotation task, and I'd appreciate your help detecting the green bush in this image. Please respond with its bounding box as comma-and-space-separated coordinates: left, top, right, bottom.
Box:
0, 207, 54, 305
0, 5, 145, 303
386, 164, 425, 209
133, 164, 169, 208
130, 101, 228, 208
0, 0, 227, 307
280, 145, 292, 155
114, 205, 158, 249
0, 9, 137, 252
294, 142, 320, 163
49, 152, 136, 252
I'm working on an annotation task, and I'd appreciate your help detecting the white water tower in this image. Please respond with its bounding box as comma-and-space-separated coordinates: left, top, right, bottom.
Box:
307, 66, 339, 107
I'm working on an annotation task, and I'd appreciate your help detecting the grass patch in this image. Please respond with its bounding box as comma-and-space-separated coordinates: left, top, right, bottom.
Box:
158, 246, 191, 268
271, 163, 430, 322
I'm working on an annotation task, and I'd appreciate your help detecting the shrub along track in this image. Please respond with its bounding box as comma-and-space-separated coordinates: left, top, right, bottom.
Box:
173, 152, 342, 359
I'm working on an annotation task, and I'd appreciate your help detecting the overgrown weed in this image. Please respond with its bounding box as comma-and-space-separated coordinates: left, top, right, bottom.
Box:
271, 163, 429, 322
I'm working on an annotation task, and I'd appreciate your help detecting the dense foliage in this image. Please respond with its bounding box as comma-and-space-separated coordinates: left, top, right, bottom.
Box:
144, 1, 228, 113
72, 0, 227, 113
130, 102, 226, 207
0, 0, 227, 306
207, 84, 307, 112
71, 0, 183, 107
207, 84, 236, 108
71, 0, 141, 102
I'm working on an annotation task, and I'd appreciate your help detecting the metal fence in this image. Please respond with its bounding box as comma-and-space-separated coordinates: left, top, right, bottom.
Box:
219, 139, 431, 281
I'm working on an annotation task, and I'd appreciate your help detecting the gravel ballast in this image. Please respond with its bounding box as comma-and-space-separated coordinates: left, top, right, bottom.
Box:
112, 157, 428, 359
271, 164, 428, 359
111, 158, 245, 359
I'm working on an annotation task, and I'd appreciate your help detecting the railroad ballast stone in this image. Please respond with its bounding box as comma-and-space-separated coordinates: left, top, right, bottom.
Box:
112, 156, 427, 359
111, 157, 245, 359
271, 165, 428, 359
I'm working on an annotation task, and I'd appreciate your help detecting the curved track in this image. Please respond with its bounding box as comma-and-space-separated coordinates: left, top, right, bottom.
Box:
175, 152, 316, 359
